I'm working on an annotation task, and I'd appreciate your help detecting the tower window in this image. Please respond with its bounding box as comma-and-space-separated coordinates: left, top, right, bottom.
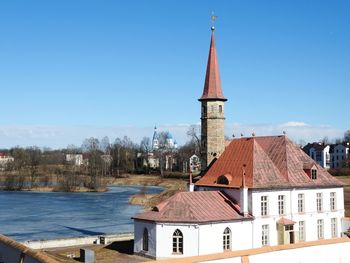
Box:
219, 105, 222, 113
202, 105, 207, 117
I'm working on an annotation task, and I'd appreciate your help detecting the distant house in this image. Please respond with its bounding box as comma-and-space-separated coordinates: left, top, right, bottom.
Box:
302, 143, 331, 169
65, 154, 83, 166
189, 154, 201, 174
0, 153, 14, 167
332, 142, 350, 168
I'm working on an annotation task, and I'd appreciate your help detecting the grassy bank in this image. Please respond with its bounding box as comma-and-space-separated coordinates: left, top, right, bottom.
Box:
110, 174, 188, 208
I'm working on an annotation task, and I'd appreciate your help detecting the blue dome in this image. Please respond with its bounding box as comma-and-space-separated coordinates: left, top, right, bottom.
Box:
166, 133, 173, 139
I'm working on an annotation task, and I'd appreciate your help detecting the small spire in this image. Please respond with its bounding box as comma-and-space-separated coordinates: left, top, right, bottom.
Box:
211, 12, 218, 31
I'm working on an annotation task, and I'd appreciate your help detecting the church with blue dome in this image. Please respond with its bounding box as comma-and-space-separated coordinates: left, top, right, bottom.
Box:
151, 126, 178, 151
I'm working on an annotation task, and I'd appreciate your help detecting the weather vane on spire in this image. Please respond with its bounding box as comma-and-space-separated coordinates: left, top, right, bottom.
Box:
211, 12, 218, 31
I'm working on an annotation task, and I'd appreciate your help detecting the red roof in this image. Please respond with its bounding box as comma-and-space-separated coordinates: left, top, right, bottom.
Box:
277, 217, 296, 225
199, 29, 226, 101
196, 135, 345, 189
133, 191, 252, 223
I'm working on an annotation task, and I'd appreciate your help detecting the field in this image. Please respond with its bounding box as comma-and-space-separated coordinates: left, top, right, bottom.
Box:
338, 176, 350, 217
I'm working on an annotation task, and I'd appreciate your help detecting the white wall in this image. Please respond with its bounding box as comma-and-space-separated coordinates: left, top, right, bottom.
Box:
250, 187, 344, 247
134, 220, 157, 258
156, 223, 199, 259
249, 242, 350, 263
153, 220, 252, 260
202, 241, 350, 263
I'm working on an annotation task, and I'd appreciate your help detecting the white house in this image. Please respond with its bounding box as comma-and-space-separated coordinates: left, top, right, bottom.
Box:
303, 143, 331, 169
0, 153, 15, 166
65, 154, 83, 166
133, 135, 346, 259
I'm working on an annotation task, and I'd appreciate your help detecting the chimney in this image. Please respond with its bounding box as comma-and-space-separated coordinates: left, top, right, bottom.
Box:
189, 166, 194, 192
240, 164, 249, 216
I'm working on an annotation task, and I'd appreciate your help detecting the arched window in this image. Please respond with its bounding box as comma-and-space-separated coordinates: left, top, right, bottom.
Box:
217, 175, 229, 185
223, 227, 231, 250
172, 229, 183, 254
143, 228, 149, 251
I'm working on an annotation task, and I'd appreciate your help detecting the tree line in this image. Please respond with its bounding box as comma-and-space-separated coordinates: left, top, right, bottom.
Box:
0, 125, 201, 191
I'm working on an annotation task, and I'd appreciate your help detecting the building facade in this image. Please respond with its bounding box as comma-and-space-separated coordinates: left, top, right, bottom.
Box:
133, 26, 347, 260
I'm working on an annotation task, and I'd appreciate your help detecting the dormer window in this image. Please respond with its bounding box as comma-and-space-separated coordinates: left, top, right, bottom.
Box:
217, 175, 229, 185
311, 169, 317, 180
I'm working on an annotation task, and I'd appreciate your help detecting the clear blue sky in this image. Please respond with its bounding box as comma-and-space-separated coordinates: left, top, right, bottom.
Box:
0, 0, 349, 148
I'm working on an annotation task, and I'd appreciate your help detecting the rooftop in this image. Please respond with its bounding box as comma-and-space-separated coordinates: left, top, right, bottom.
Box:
196, 135, 345, 189
133, 191, 252, 223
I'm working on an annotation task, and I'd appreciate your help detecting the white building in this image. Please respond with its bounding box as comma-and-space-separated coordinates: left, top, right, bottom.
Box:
133, 25, 348, 260
65, 154, 83, 166
133, 135, 346, 259
0, 153, 14, 168
332, 143, 349, 168
303, 143, 331, 169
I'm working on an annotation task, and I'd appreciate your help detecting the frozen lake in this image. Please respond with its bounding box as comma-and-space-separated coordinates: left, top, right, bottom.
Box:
0, 185, 162, 241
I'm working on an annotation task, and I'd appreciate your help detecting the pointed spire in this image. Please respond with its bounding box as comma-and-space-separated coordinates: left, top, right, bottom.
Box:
199, 27, 227, 101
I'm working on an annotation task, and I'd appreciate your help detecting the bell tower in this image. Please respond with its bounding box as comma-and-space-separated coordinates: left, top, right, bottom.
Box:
199, 24, 227, 170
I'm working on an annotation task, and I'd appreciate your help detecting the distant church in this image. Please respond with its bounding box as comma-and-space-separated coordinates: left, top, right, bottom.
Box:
133, 24, 347, 260
151, 126, 177, 151
147, 126, 178, 171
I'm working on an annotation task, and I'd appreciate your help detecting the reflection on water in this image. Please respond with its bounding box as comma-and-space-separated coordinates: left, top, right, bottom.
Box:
0, 185, 162, 241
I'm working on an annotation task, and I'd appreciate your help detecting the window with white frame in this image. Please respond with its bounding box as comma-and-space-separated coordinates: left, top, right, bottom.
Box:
278, 195, 285, 215
331, 218, 337, 238
262, 225, 269, 246
261, 196, 268, 216
298, 193, 305, 213
316, 193, 323, 212
317, 219, 324, 239
330, 192, 336, 211
223, 227, 231, 250
172, 229, 183, 254
298, 221, 305, 241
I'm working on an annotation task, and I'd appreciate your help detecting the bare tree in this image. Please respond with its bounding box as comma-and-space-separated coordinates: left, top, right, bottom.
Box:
140, 137, 151, 173
344, 130, 350, 142
27, 147, 41, 188
186, 124, 201, 156
100, 136, 111, 154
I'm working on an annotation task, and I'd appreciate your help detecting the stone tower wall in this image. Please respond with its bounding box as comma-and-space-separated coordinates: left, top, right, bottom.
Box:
201, 100, 225, 169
